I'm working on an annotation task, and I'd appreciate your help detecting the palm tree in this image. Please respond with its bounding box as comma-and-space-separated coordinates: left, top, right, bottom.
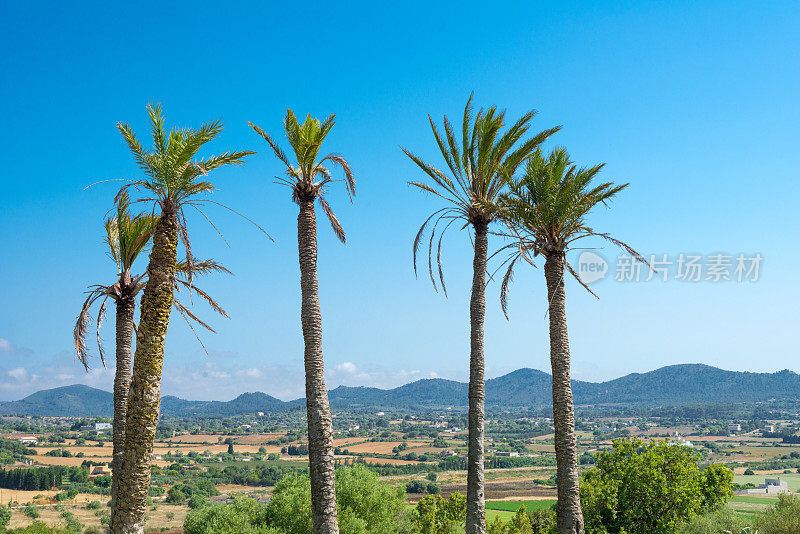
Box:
110, 103, 254, 533
74, 194, 230, 519
249, 110, 354, 534
498, 147, 647, 534
74, 192, 154, 519
401, 95, 559, 534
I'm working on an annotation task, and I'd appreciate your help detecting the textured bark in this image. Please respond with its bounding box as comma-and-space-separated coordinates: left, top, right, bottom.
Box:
298, 199, 339, 534
544, 253, 584, 534
110, 294, 135, 515
466, 220, 487, 534
111, 209, 178, 534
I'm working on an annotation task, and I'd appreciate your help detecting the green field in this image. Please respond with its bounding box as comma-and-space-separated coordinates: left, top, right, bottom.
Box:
485, 500, 556, 512
733, 472, 800, 491
728, 495, 778, 516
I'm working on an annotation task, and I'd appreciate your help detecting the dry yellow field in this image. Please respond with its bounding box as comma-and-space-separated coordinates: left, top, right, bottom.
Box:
344, 440, 428, 454
31, 455, 112, 467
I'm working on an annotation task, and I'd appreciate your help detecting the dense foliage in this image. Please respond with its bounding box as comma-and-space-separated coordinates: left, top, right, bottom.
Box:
580, 439, 732, 534
184, 464, 409, 534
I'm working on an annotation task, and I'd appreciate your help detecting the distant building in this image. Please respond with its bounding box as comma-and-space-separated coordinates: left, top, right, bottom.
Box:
79, 422, 112, 433
239, 424, 252, 431
17, 435, 37, 445
495, 451, 520, 457
256, 412, 265, 417
763, 425, 775, 433
90, 466, 110, 478
728, 423, 741, 433
668, 432, 693, 447
735, 477, 789, 495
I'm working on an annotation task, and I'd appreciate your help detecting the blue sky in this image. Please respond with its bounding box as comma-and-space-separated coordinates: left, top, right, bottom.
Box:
0, 1, 798, 401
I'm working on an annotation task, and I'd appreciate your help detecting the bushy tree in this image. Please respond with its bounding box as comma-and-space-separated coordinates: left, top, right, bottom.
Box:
183, 498, 278, 534
580, 438, 733, 534
165, 486, 187, 504
413, 492, 468, 534
677, 507, 747, 534
754, 493, 800, 534
184, 465, 408, 534
188, 494, 207, 509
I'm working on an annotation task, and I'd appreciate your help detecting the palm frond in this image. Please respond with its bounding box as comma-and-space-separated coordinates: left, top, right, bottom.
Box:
318, 195, 345, 243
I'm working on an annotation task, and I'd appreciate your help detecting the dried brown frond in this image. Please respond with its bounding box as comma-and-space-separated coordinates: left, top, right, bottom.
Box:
318, 195, 345, 244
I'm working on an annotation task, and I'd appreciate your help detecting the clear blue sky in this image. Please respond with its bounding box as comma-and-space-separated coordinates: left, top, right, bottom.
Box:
1, 1, 798, 401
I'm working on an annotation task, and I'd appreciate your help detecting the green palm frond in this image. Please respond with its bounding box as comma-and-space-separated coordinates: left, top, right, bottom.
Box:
498, 147, 646, 312
116, 103, 260, 283
403, 94, 560, 293
249, 109, 355, 243
108, 191, 157, 275
116, 103, 253, 209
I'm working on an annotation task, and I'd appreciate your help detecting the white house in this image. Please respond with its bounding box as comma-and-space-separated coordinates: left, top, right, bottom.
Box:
763, 425, 775, 433
668, 432, 693, 447
17, 435, 37, 445
728, 423, 741, 433
735, 477, 789, 495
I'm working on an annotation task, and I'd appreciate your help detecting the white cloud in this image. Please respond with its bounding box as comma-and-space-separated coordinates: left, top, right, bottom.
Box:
236, 368, 264, 379
7, 367, 29, 381
336, 362, 358, 374
0, 338, 33, 356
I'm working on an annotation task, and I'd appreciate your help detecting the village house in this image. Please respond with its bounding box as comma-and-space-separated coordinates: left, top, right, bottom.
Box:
735, 477, 789, 495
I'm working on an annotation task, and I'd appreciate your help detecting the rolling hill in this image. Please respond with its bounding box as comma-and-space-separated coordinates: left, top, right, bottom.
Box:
0, 364, 797, 416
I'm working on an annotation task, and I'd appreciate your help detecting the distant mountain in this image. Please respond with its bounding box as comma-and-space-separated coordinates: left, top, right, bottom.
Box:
1, 364, 798, 416
574, 364, 800, 406
0, 384, 114, 417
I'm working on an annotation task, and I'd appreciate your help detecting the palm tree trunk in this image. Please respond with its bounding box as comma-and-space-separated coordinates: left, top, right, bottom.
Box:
110, 294, 135, 516
466, 220, 487, 534
544, 253, 584, 534
111, 209, 178, 534
298, 198, 339, 534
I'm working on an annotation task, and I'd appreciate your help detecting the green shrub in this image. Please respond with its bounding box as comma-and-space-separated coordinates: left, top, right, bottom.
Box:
165, 486, 186, 504
754, 493, 800, 534
188, 494, 207, 509
678, 507, 748, 534
85, 500, 102, 510
184, 465, 409, 534
412, 492, 467, 534
0, 505, 9, 527
24, 504, 40, 519
183, 498, 277, 534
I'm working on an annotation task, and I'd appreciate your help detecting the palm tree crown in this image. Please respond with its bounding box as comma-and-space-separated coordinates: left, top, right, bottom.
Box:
401, 95, 560, 294
116, 103, 258, 279
498, 147, 647, 311
74, 192, 156, 369
74, 192, 231, 368
249, 110, 354, 242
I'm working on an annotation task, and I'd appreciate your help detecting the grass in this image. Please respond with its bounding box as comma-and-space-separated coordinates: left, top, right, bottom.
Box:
733, 472, 800, 491
485, 500, 556, 512
728, 495, 779, 516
